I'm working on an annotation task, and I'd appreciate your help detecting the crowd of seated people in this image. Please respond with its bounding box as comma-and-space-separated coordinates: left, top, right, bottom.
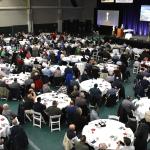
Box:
0, 31, 149, 150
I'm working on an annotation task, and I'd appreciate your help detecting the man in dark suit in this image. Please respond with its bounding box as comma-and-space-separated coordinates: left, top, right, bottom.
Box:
33, 97, 47, 121
134, 120, 149, 150
7, 118, 28, 150
89, 84, 102, 107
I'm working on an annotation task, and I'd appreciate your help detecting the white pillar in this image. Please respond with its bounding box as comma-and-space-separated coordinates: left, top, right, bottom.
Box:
57, 0, 62, 33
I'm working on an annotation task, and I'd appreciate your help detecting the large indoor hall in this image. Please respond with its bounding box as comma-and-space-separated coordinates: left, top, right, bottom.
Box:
0, 0, 150, 150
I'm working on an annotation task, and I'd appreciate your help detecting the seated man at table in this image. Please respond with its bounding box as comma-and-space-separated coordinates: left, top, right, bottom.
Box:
33, 97, 47, 122
74, 135, 90, 150
45, 100, 62, 117
42, 66, 53, 83
116, 137, 134, 150
42, 82, 51, 93
89, 84, 102, 107
53, 67, 62, 78
8, 78, 21, 101
2, 103, 16, 123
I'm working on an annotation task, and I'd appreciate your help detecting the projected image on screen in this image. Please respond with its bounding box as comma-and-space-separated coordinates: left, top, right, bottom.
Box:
115, 0, 133, 3
140, 5, 150, 22
101, 0, 114, 3
97, 10, 119, 26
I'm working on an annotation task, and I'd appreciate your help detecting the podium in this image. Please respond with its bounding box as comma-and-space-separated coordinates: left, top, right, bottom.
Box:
124, 29, 134, 40
116, 28, 124, 38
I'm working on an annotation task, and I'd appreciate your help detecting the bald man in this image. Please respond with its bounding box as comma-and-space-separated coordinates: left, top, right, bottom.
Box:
67, 124, 76, 140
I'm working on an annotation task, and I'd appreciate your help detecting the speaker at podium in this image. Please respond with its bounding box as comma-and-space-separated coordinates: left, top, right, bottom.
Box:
116, 28, 124, 38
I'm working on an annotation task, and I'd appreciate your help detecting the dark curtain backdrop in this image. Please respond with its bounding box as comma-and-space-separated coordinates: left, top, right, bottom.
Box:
96, 0, 150, 36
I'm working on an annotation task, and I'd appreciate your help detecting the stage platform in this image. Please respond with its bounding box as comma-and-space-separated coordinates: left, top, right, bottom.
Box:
104, 35, 150, 49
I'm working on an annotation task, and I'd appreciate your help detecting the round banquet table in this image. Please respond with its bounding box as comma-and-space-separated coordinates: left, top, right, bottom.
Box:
0, 115, 10, 138
2, 72, 30, 85
132, 97, 150, 121
62, 55, 83, 63
110, 52, 121, 59
132, 48, 144, 55
36, 91, 71, 110
141, 61, 150, 67
0, 63, 15, 71
49, 65, 67, 76
80, 78, 111, 96
82, 119, 134, 150
24, 57, 44, 66
97, 63, 118, 74
76, 62, 86, 74
3, 37, 11, 44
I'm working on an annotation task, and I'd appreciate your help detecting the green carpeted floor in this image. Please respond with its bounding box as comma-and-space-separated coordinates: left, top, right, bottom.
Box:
0, 64, 148, 150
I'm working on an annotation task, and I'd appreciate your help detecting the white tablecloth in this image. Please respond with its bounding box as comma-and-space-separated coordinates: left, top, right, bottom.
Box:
36, 91, 71, 110
82, 119, 134, 150
81, 47, 94, 52
0, 63, 15, 71
0, 115, 10, 138
49, 65, 67, 76
144, 77, 150, 82
110, 52, 121, 59
19, 40, 30, 45
97, 63, 118, 74
62, 55, 83, 63
141, 61, 150, 67
2, 72, 30, 85
49, 49, 59, 56
80, 78, 111, 96
132, 48, 144, 55
3, 37, 11, 44
24, 57, 44, 66
76, 62, 86, 74
133, 97, 150, 121
110, 44, 124, 50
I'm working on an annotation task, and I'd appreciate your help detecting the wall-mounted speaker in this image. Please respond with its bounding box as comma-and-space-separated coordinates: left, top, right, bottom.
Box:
70, 0, 78, 7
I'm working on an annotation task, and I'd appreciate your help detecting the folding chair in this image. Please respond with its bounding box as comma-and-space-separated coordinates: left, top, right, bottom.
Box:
24, 109, 34, 122
33, 111, 46, 128
49, 115, 61, 132
133, 66, 139, 74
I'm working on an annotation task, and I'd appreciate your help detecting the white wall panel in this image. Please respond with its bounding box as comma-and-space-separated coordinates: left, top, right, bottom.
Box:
0, 10, 27, 27
0, 0, 26, 7
0, 0, 96, 28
